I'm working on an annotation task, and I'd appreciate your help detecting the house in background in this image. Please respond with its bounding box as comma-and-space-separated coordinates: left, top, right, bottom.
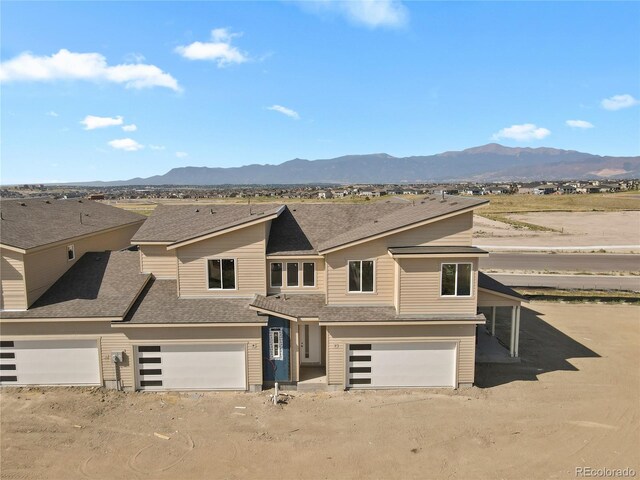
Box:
1, 196, 523, 391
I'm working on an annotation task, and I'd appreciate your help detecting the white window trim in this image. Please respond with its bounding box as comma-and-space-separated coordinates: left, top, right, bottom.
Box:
269, 327, 283, 360
302, 262, 316, 288
286, 261, 300, 288
440, 262, 473, 298
205, 257, 238, 291
67, 244, 75, 262
347, 259, 376, 294
270, 261, 283, 288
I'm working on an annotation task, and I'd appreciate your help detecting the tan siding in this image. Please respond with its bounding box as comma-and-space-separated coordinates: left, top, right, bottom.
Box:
1, 248, 27, 310
0, 321, 134, 389
119, 325, 263, 387
477, 289, 521, 307
140, 245, 177, 279
267, 258, 326, 295
326, 324, 476, 386
23, 223, 143, 307
399, 258, 478, 315
177, 223, 266, 298
326, 212, 473, 306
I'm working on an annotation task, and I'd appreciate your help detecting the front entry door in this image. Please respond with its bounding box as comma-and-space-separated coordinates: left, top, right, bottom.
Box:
299, 322, 321, 364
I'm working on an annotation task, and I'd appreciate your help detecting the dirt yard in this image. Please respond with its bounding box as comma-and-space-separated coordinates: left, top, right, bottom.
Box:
1, 303, 638, 480
474, 211, 640, 251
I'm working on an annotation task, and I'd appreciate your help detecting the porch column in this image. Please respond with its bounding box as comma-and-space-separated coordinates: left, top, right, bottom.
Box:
491, 307, 496, 336
510, 306, 516, 357
514, 306, 521, 357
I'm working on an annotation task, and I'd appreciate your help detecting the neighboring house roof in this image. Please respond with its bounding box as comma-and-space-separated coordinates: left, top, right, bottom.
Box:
131, 203, 284, 244
249, 294, 486, 324
388, 246, 488, 256
0, 198, 145, 251
478, 272, 528, 301
0, 251, 150, 319
121, 278, 265, 324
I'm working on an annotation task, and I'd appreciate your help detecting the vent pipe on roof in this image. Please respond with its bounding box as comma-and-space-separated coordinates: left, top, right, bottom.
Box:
210, 208, 215, 214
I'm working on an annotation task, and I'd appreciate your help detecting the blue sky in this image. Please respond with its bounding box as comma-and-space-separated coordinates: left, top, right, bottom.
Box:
1, 1, 639, 184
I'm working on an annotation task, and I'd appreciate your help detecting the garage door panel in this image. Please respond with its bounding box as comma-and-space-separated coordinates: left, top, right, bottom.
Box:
0, 340, 101, 386
136, 344, 246, 391
348, 341, 457, 388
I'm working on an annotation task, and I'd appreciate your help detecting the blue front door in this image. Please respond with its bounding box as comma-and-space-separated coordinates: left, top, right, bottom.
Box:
262, 316, 290, 382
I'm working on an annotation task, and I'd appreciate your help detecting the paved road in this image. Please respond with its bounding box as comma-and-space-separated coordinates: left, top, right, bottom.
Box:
480, 253, 640, 273
489, 273, 640, 292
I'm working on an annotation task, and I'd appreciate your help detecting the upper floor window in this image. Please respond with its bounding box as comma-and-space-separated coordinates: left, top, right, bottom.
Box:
348, 260, 374, 293
441, 263, 472, 297
208, 258, 236, 290
303, 262, 315, 287
67, 245, 75, 261
270, 262, 283, 287
286, 262, 299, 287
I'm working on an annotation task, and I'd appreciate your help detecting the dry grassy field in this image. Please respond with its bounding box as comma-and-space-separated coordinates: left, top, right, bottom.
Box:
1, 303, 638, 480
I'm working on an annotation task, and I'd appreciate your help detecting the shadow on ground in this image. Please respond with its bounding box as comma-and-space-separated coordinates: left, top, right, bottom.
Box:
475, 306, 600, 388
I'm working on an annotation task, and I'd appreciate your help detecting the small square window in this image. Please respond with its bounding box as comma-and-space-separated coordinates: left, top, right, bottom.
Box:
348, 260, 374, 292
441, 263, 472, 297
207, 258, 236, 290
67, 245, 75, 261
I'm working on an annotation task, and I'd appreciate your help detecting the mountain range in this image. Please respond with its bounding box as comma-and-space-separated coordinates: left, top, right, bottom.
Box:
78, 144, 640, 186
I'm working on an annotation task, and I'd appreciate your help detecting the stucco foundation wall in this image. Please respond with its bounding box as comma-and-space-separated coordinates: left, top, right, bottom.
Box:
326, 323, 477, 388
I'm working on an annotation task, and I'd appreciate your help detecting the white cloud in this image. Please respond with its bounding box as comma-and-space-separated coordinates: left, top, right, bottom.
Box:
566, 119, 594, 129
175, 28, 248, 67
267, 104, 300, 120
297, 0, 408, 29
81, 115, 123, 130
149, 144, 166, 150
492, 123, 551, 141
175, 151, 188, 158
108, 138, 144, 152
122, 124, 137, 132
46, 111, 59, 117
601, 94, 639, 111
0, 49, 180, 91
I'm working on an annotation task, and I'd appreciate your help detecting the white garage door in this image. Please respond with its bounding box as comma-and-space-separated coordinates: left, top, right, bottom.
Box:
0, 339, 101, 386
348, 342, 457, 388
135, 344, 246, 391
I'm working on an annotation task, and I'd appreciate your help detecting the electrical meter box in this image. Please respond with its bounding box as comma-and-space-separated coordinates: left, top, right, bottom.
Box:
111, 351, 124, 363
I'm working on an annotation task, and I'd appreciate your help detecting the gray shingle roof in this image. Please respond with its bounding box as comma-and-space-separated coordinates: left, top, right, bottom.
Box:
0, 251, 150, 319
478, 272, 527, 301
317, 196, 487, 252
0, 198, 145, 250
388, 246, 488, 255
121, 278, 265, 324
131, 203, 283, 243
249, 294, 485, 323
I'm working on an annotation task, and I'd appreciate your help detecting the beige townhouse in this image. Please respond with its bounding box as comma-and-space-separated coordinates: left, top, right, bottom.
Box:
1, 196, 524, 391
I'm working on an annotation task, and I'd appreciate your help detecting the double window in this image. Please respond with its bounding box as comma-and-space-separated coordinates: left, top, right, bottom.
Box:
441, 263, 472, 297
348, 260, 374, 293
207, 258, 236, 290
270, 261, 315, 288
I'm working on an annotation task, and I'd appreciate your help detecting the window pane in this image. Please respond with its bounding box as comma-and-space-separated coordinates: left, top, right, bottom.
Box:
362, 261, 374, 292
457, 264, 472, 296
208, 259, 221, 289
271, 263, 283, 287
303, 262, 315, 287
222, 259, 235, 289
348, 261, 360, 292
441, 264, 456, 295
287, 262, 299, 287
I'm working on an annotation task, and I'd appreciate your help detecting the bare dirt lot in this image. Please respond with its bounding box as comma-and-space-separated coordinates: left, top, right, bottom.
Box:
1, 303, 639, 480
474, 211, 640, 251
